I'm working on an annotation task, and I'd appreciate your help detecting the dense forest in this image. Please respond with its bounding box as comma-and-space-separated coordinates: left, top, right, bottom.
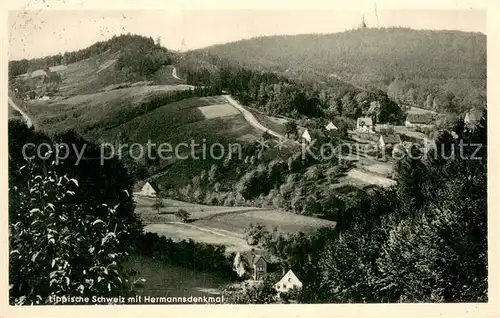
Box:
191, 28, 486, 114
224, 112, 487, 303
179, 57, 404, 124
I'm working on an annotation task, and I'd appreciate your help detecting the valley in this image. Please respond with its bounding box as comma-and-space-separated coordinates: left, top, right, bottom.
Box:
8, 25, 487, 304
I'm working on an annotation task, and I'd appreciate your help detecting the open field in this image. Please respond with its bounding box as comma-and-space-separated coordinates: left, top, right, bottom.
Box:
136, 195, 336, 252
196, 209, 336, 236
125, 255, 231, 297
25, 84, 195, 133
198, 103, 240, 119
56, 51, 123, 95
347, 168, 396, 188
143, 223, 251, 253
135, 195, 256, 220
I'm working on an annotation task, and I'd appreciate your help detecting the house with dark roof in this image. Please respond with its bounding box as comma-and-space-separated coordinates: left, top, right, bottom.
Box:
235, 251, 269, 281
405, 113, 435, 129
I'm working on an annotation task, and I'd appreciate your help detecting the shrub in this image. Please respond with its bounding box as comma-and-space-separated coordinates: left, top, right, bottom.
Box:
152, 198, 164, 213
174, 209, 190, 222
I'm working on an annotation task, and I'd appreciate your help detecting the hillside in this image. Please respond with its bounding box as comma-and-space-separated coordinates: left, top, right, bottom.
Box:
9, 34, 181, 97
192, 28, 486, 113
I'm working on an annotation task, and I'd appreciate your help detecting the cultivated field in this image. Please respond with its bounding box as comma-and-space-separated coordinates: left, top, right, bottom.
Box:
135, 195, 337, 253
198, 103, 240, 119
346, 168, 396, 188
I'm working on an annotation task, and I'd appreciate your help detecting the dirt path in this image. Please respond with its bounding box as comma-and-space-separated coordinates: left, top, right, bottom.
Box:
8, 97, 33, 128
223, 95, 286, 140
166, 221, 245, 239
172, 67, 182, 80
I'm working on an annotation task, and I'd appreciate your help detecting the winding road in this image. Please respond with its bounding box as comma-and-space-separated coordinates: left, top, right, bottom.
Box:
171, 67, 182, 80
8, 96, 33, 128
223, 94, 286, 140
170, 65, 287, 140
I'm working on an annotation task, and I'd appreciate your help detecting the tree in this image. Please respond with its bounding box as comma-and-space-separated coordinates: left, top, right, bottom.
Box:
232, 252, 247, 278
9, 161, 137, 305
284, 121, 298, 138
262, 130, 272, 141
244, 223, 267, 246
174, 209, 190, 222
152, 198, 164, 213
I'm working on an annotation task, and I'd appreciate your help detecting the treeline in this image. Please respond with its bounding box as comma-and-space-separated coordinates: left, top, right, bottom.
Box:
135, 233, 238, 279
9, 34, 175, 79
193, 27, 486, 114
180, 56, 404, 123
225, 113, 487, 303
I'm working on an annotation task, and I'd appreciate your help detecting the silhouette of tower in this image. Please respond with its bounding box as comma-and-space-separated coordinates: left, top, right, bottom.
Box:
360, 15, 367, 29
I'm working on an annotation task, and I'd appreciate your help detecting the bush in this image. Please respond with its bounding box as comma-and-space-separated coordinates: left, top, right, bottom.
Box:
152, 198, 164, 213
174, 209, 190, 222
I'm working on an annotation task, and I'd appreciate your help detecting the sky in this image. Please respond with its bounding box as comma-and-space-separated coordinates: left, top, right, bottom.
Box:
8, 7, 486, 60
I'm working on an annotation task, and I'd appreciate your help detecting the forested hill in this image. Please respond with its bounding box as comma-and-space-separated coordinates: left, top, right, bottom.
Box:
192, 28, 486, 113
8, 34, 177, 79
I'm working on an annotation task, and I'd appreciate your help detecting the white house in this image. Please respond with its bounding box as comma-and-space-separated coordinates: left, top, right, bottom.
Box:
275, 269, 303, 293
301, 129, 312, 143
325, 121, 338, 131
356, 117, 373, 133
139, 182, 157, 197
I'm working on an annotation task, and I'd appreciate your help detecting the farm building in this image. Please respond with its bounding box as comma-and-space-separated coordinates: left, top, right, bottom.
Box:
325, 121, 338, 131
300, 128, 326, 144
237, 252, 268, 281
275, 269, 303, 294
301, 129, 312, 143
378, 134, 402, 150
139, 181, 158, 197
356, 117, 373, 132
405, 113, 435, 129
